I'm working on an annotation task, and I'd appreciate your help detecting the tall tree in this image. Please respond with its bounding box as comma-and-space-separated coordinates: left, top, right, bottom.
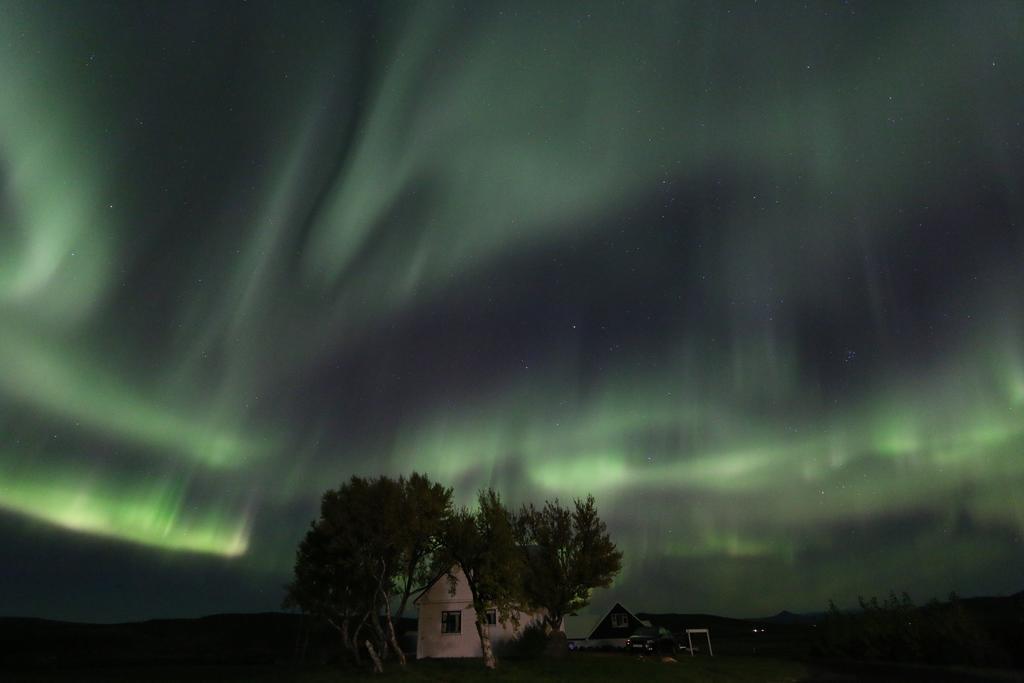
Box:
284, 473, 451, 671
441, 489, 523, 670
283, 513, 376, 665
516, 495, 623, 632
391, 473, 452, 628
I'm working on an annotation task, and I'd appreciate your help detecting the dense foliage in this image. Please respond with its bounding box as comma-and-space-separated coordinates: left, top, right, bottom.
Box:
283, 473, 451, 672
815, 591, 1024, 668
440, 489, 524, 669
287, 477, 622, 671
515, 496, 623, 632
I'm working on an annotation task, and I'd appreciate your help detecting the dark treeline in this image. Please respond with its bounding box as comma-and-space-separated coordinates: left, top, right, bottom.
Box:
814, 591, 1024, 669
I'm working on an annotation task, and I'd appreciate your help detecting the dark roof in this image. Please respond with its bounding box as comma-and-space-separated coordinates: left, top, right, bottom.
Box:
587, 602, 649, 640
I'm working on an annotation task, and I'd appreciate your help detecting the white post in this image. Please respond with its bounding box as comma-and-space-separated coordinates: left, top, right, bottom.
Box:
685, 629, 712, 657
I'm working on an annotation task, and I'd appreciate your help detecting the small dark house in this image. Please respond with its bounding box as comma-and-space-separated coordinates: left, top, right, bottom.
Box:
587, 602, 651, 642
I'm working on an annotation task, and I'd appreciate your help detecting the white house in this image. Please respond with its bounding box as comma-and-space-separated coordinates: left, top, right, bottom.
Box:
413, 565, 546, 659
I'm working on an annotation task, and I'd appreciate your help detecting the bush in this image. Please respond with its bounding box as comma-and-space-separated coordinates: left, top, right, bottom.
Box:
814, 592, 1012, 668
543, 630, 569, 659
505, 621, 552, 659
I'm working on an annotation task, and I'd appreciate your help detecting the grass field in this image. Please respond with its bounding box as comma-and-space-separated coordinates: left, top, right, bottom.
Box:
6, 653, 809, 682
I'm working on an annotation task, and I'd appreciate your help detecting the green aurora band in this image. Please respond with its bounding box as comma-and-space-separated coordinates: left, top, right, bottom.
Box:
0, 1, 1022, 617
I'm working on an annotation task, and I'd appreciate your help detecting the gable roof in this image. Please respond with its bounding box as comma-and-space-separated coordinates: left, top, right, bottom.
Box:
412, 564, 460, 607
586, 602, 650, 640
415, 546, 545, 607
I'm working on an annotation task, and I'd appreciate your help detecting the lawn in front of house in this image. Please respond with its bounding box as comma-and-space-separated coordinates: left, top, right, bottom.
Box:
7, 653, 809, 682
380, 653, 809, 682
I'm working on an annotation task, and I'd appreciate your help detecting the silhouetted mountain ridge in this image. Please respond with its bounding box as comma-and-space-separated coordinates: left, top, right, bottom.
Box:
758, 610, 825, 624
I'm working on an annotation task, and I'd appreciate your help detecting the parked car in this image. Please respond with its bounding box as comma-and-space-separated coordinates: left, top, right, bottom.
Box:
625, 626, 677, 655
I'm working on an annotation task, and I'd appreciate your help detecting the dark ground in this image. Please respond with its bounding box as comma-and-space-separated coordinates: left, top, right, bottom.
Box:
2, 601, 1023, 682
4, 656, 1024, 682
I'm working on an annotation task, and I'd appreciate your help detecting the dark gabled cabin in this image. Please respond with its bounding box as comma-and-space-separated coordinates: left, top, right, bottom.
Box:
587, 602, 650, 640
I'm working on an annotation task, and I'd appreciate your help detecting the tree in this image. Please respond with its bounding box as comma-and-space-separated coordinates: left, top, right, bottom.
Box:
284, 473, 452, 672
516, 495, 623, 633
440, 489, 523, 670
283, 510, 377, 666
391, 473, 453, 628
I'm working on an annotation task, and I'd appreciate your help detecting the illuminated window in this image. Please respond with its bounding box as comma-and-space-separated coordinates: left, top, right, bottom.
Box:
611, 613, 629, 628
442, 610, 461, 634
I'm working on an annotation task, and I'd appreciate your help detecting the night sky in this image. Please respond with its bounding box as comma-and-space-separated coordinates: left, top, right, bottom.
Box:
2, 1, 1023, 623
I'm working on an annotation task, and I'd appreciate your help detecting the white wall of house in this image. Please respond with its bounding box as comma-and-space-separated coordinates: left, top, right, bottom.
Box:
415, 566, 539, 659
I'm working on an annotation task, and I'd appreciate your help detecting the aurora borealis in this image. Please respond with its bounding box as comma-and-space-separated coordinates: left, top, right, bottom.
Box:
1, 1, 1023, 622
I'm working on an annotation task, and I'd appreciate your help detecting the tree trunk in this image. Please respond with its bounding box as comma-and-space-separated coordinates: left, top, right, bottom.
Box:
384, 608, 406, 666
350, 615, 368, 666
380, 583, 406, 666
365, 639, 384, 673
341, 619, 353, 662
475, 615, 497, 669
370, 559, 401, 664
368, 610, 389, 662
330, 617, 360, 665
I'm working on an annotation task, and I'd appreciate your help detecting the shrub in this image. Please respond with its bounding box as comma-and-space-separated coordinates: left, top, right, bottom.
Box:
814, 592, 1012, 668
505, 621, 550, 659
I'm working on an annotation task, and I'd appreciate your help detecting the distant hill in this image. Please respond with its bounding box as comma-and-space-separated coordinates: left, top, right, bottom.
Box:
637, 610, 823, 631
0, 612, 415, 667
636, 611, 818, 658
636, 612, 752, 635
756, 610, 825, 625
0, 613, 310, 667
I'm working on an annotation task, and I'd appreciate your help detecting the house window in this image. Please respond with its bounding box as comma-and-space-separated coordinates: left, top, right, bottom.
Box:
485, 609, 497, 625
441, 610, 461, 634
611, 613, 629, 628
